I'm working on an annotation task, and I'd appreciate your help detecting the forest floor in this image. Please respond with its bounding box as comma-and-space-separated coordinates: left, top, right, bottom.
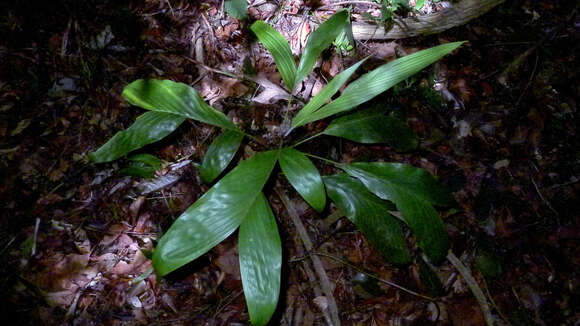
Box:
1, 0, 579, 325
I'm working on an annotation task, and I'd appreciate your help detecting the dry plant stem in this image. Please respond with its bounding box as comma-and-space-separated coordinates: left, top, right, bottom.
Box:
292, 132, 324, 148
318, 1, 380, 10
447, 251, 495, 326
301, 258, 335, 326
275, 186, 341, 326
304, 153, 340, 166
531, 175, 559, 218
351, 0, 505, 40
311, 252, 436, 301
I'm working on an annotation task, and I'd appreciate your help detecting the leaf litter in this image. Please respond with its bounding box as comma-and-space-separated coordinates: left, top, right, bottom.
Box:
1, 0, 579, 325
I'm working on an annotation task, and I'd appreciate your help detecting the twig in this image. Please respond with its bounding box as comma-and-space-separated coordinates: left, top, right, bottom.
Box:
183, 56, 241, 79
447, 251, 495, 326
545, 177, 579, 190
301, 258, 335, 326
275, 186, 341, 326
531, 176, 559, 217
304, 153, 340, 166
309, 252, 436, 301
317, 1, 380, 10
292, 132, 324, 148
31, 218, 40, 256
514, 53, 538, 107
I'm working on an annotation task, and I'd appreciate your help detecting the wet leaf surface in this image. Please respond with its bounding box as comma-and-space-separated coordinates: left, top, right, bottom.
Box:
2, 0, 579, 325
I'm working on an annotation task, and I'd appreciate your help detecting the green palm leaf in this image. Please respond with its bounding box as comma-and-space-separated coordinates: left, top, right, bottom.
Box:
200, 130, 245, 183
122, 79, 237, 130
88, 111, 185, 163
322, 107, 418, 151
239, 193, 282, 326
153, 150, 279, 276
291, 57, 367, 129
250, 21, 297, 91
297, 42, 464, 125
324, 174, 410, 264
340, 162, 453, 262
295, 10, 349, 88
279, 148, 326, 212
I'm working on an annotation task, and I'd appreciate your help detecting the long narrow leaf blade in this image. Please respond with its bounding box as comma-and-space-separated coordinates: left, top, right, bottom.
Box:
322, 107, 418, 151
291, 58, 367, 129
341, 163, 454, 206
152, 150, 279, 276
324, 174, 410, 264
251, 21, 297, 91
295, 10, 349, 88
122, 79, 237, 130
340, 162, 453, 262
300, 42, 464, 125
239, 193, 282, 326
200, 130, 245, 183
279, 148, 326, 212
89, 111, 185, 163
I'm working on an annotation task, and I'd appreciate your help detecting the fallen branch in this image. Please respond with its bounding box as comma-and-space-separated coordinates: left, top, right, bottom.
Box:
447, 251, 495, 326
275, 185, 341, 326
351, 0, 505, 40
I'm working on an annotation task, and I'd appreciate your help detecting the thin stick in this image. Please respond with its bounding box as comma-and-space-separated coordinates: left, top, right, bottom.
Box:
279, 96, 294, 148
317, 1, 380, 10
447, 251, 495, 326
310, 252, 436, 301
292, 132, 324, 148
304, 153, 340, 166
275, 186, 341, 326
531, 176, 559, 217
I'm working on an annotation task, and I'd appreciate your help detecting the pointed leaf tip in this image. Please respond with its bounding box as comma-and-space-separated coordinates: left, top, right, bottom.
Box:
340, 162, 452, 262
89, 111, 185, 163
152, 150, 279, 276
279, 148, 326, 212
122, 79, 237, 130
251, 21, 297, 91
324, 174, 411, 264
200, 130, 244, 183
239, 194, 282, 326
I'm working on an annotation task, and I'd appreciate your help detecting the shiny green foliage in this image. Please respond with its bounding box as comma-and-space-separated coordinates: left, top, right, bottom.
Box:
294, 42, 464, 125
250, 21, 297, 91
88, 111, 185, 163
279, 148, 326, 212
323, 107, 418, 151
122, 79, 237, 130
89, 12, 462, 324
252, 10, 350, 92
295, 10, 349, 89
339, 162, 453, 262
239, 194, 282, 326
225, 0, 248, 20
324, 174, 410, 264
152, 150, 279, 276
121, 153, 163, 178
200, 130, 245, 183
291, 58, 367, 129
